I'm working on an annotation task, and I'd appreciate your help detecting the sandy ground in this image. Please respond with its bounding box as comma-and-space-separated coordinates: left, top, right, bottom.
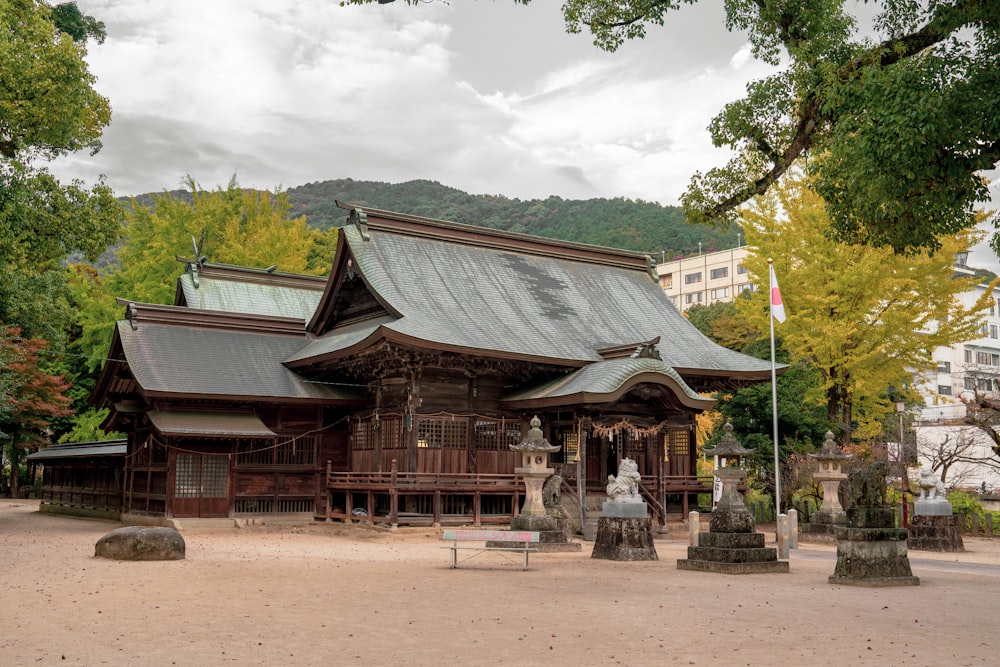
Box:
2, 499, 999, 667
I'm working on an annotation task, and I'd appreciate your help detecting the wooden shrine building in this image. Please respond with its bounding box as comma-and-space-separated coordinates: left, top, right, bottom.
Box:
87, 204, 778, 527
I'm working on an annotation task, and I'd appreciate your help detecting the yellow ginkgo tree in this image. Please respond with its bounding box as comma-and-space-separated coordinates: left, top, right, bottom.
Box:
738, 176, 996, 447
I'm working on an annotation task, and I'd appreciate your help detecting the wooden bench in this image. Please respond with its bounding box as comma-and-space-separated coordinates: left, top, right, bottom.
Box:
441, 529, 540, 570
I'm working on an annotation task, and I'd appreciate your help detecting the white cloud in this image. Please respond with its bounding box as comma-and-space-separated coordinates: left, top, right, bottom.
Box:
51, 1, 775, 206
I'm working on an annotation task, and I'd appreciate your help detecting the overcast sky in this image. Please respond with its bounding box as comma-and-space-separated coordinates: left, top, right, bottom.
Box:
51, 0, 1000, 269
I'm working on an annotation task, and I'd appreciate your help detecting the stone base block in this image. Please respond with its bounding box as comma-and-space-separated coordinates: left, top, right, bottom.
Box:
591, 517, 658, 561
602, 500, 649, 518
834, 526, 908, 542
914, 500, 953, 516
810, 511, 847, 526
697, 532, 765, 549
497, 514, 581, 551
709, 508, 755, 533
830, 531, 918, 585
677, 559, 789, 574
846, 507, 896, 529
676, 530, 787, 574
908, 514, 964, 552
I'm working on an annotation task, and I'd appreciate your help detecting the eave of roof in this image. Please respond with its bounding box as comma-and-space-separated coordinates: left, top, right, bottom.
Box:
500, 358, 715, 411
147, 410, 276, 438
26, 440, 127, 461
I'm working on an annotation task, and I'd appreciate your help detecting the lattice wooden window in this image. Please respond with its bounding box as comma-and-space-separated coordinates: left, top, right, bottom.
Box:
417, 416, 468, 449
665, 430, 689, 457
623, 430, 646, 455
473, 418, 521, 450
175, 454, 228, 498
351, 418, 376, 450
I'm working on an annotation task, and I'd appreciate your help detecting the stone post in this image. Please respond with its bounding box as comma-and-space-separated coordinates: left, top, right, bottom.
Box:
688, 510, 699, 546
787, 508, 798, 549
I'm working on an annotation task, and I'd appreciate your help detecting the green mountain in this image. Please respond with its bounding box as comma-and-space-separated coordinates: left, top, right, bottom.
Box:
131, 178, 741, 259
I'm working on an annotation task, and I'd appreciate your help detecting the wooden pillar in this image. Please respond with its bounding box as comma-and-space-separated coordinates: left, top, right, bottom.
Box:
433, 490, 442, 527
576, 420, 587, 527
389, 459, 399, 527
345, 490, 353, 524
366, 490, 375, 525
473, 491, 482, 527
324, 461, 332, 521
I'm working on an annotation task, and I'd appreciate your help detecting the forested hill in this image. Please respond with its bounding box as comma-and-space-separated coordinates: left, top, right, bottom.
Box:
131, 178, 741, 258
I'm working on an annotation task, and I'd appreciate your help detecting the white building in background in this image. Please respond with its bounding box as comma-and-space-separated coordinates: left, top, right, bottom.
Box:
656, 246, 753, 312
658, 246, 1000, 491
913, 259, 1000, 492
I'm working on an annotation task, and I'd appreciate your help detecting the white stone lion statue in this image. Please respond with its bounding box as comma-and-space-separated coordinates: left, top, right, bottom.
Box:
606, 457, 641, 500
918, 467, 946, 501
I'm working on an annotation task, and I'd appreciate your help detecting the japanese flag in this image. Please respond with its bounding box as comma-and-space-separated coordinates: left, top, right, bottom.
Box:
769, 263, 786, 323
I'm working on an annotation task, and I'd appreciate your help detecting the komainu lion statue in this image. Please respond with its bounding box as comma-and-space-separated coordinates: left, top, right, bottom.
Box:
606, 457, 641, 499
918, 467, 946, 501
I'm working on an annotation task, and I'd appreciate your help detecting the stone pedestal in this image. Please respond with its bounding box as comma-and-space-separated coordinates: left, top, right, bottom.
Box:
676, 431, 788, 574
505, 512, 582, 553
908, 514, 964, 552
591, 516, 658, 561
678, 532, 788, 574
829, 470, 919, 587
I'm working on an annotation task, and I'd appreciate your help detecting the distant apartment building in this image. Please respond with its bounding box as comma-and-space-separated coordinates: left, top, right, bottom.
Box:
658, 245, 1000, 490
656, 246, 753, 312
913, 259, 1000, 491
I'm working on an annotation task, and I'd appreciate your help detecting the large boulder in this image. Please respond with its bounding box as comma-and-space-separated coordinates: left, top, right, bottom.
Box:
95, 526, 186, 561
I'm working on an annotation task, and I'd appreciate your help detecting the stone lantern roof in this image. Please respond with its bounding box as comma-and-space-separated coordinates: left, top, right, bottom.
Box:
808, 431, 852, 461
703, 423, 752, 459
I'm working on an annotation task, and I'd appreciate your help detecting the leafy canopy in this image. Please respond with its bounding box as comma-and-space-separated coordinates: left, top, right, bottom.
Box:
71, 178, 336, 373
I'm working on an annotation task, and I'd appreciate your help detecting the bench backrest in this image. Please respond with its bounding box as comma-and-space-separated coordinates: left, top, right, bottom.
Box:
442, 529, 540, 543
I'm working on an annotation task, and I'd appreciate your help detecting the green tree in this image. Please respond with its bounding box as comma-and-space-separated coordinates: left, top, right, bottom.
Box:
738, 176, 996, 446
352, 1, 1000, 255
684, 300, 759, 352
0, 1, 124, 448
71, 178, 335, 372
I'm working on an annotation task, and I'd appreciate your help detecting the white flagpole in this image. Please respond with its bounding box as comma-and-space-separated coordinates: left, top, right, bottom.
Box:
768, 258, 781, 517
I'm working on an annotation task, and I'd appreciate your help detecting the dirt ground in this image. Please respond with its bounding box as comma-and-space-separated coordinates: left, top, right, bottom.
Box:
2, 499, 999, 667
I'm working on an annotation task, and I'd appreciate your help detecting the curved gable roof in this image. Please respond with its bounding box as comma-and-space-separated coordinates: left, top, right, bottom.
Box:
287, 206, 777, 384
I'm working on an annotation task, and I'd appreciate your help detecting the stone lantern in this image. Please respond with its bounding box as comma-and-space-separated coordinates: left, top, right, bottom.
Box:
510, 415, 559, 517
807, 431, 852, 535
703, 422, 753, 533
502, 416, 580, 552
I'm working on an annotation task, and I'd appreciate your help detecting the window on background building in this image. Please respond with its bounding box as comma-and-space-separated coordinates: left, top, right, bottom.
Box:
737, 264, 749, 275
660, 274, 673, 289
739, 283, 754, 294
710, 267, 728, 280
710, 287, 729, 300
685, 292, 704, 304
978, 322, 989, 336
965, 377, 977, 390
991, 325, 998, 339
966, 349, 974, 363
938, 385, 952, 396
685, 272, 702, 285
937, 361, 951, 373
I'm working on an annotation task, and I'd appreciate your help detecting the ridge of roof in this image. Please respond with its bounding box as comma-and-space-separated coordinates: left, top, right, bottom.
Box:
181, 262, 327, 289
116, 299, 307, 335
334, 200, 658, 277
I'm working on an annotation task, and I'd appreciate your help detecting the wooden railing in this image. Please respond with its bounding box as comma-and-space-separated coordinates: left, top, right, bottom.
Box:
327, 461, 522, 527
325, 462, 715, 528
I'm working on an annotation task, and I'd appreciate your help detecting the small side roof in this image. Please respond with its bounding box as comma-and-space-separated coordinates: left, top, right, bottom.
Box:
147, 410, 275, 438
175, 262, 325, 320
27, 440, 127, 461
93, 302, 362, 405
